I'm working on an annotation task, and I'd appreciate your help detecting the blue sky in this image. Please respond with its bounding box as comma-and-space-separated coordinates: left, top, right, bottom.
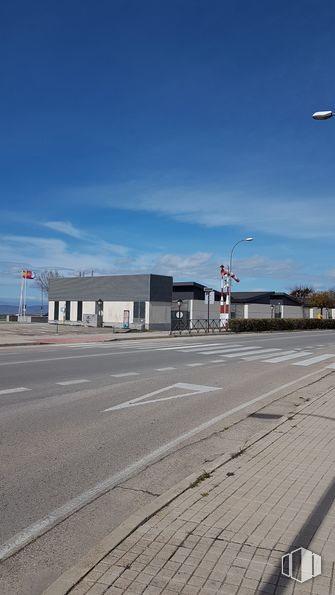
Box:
1, 0, 335, 302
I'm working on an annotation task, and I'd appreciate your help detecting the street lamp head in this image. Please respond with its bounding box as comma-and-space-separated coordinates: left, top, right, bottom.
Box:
312, 111, 334, 120
245, 237, 254, 242
177, 299, 183, 307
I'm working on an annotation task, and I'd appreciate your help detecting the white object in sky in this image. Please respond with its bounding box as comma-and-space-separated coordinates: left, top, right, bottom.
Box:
312, 110, 334, 120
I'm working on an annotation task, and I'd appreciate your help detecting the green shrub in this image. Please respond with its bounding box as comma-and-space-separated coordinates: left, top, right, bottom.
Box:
228, 318, 335, 333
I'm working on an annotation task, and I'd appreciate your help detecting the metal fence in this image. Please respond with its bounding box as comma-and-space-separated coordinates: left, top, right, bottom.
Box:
171, 318, 225, 334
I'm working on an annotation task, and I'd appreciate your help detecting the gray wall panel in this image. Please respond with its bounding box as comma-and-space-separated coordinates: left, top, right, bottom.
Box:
150, 275, 173, 302
49, 274, 172, 302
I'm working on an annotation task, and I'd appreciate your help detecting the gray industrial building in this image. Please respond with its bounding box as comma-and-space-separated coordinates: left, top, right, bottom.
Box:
48, 275, 332, 332
48, 274, 173, 330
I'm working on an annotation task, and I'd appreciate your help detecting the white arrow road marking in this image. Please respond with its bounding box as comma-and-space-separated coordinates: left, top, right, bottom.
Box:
103, 382, 220, 412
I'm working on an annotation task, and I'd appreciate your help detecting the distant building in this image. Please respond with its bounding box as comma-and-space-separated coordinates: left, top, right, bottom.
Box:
171, 283, 326, 321
48, 274, 173, 330
48, 275, 333, 331
230, 291, 307, 319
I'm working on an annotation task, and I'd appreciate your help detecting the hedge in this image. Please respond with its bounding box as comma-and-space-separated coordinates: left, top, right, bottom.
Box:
228, 318, 335, 333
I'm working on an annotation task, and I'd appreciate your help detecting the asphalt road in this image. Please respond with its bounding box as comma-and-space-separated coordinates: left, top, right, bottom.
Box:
1, 330, 335, 594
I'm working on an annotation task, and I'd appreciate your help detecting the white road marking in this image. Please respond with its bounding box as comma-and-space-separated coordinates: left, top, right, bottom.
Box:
326, 363, 335, 370
293, 354, 335, 366
111, 372, 140, 378
210, 359, 225, 363
178, 343, 242, 352
156, 342, 229, 351
56, 379, 90, 386
223, 348, 278, 358
0, 351, 131, 366
156, 367, 176, 371
104, 382, 219, 411
0, 387, 31, 396
198, 346, 260, 355
263, 351, 311, 363
0, 366, 328, 563
187, 362, 205, 367
241, 349, 283, 361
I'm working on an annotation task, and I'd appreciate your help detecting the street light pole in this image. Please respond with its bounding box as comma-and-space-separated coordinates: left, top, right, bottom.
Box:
312, 111, 335, 120
227, 237, 253, 322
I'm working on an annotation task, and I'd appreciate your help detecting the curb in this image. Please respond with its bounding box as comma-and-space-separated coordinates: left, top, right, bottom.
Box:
42, 373, 334, 595
0, 332, 227, 348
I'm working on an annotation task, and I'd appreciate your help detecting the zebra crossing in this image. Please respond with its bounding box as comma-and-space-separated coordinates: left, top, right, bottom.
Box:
48, 338, 335, 370
117, 338, 335, 369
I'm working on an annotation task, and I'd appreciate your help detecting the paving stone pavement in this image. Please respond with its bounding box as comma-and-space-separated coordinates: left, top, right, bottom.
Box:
67, 387, 335, 595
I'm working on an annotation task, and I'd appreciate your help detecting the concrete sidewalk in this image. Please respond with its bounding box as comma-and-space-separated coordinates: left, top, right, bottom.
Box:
44, 379, 335, 594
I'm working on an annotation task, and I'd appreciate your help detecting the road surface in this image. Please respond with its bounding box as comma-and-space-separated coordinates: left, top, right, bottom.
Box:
1, 330, 335, 594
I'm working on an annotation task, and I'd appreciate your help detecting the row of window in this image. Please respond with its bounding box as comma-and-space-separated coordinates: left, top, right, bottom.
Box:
53, 301, 83, 321
52, 301, 146, 321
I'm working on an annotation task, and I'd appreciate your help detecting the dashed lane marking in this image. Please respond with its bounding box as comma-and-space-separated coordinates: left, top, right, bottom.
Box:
0, 387, 31, 396
187, 362, 205, 367
56, 379, 90, 386
110, 372, 140, 378
155, 367, 176, 371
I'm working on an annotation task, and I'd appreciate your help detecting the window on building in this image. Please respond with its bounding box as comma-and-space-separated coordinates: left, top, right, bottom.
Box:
65, 301, 71, 320
77, 301, 83, 321
54, 301, 59, 321
134, 301, 146, 320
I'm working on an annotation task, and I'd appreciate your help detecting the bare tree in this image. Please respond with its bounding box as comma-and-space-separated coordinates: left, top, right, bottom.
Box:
34, 270, 64, 294
290, 286, 314, 304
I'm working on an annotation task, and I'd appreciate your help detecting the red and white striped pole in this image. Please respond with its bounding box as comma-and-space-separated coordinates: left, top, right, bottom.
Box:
220, 265, 228, 327
219, 265, 240, 328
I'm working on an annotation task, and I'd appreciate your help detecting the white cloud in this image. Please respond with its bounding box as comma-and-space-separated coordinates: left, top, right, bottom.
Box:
44, 220, 84, 239
0, 232, 326, 299
62, 180, 335, 240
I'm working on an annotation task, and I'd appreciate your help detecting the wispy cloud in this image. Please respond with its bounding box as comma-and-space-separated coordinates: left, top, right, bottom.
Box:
0, 234, 301, 291
62, 180, 335, 240
44, 220, 84, 239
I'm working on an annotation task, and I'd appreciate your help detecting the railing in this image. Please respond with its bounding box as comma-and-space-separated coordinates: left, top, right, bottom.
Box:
171, 318, 225, 334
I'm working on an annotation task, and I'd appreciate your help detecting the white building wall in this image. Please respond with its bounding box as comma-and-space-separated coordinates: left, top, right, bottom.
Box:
145, 301, 150, 327
102, 301, 134, 325
59, 300, 66, 322
70, 301, 78, 322
48, 301, 55, 321
83, 301, 96, 315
